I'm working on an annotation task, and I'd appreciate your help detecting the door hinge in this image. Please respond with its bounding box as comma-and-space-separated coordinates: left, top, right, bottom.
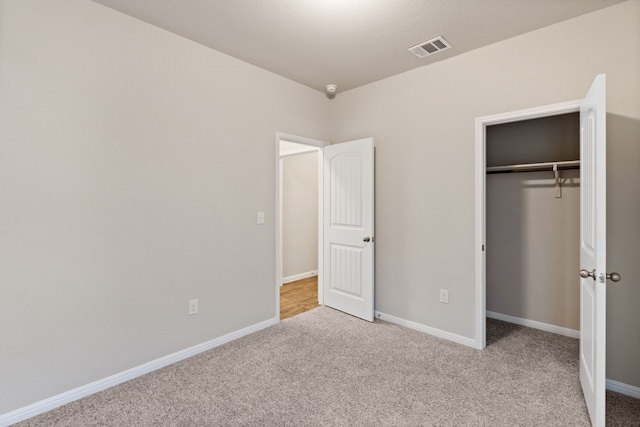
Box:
482, 244, 485, 251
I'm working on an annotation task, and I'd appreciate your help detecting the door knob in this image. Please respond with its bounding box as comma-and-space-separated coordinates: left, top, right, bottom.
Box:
606, 272, 621, 282
363, 236, 371, 242
579, 269, 596, 280
580, 269, 621, 282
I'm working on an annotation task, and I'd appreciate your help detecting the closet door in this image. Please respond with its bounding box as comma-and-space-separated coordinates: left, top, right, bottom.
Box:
579, 74, 607, 427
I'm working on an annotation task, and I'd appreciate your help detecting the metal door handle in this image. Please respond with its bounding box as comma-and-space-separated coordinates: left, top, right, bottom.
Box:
580, 269, 621, 282
579, 269, 596, 280
363, 236, 371, 242
607, 272, 621, 282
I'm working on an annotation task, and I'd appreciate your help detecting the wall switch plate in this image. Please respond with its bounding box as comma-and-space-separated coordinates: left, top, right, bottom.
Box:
189, 299, 199, 315
440, 289, 449, 304
257, 211, 265, 224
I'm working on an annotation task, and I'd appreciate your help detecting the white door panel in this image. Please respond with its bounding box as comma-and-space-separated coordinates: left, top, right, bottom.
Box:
579, 74, 607, 427
324, 138, 374, 321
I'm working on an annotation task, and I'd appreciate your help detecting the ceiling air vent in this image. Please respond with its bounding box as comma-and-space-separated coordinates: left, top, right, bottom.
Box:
408, 36, 451, 59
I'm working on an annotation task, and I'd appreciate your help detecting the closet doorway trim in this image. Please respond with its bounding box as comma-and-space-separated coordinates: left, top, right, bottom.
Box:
473, 99, 581, 350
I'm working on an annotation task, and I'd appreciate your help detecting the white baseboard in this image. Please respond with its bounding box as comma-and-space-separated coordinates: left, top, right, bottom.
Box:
282, 270, 317, 284
0, 316, 279, 427
374, 311, 476, 348
486, 311, 580, 339
606, 378, 640, 399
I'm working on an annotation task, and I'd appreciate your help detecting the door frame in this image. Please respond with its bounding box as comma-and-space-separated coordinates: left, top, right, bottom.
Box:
275, 132, 329, 320
473, 100, 581, 349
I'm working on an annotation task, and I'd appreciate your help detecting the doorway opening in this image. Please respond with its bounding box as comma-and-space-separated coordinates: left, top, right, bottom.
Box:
474, 100, 582, 349
476, 102, 585, 419
276, 133, 375, 322
486, 111, 581, 340
276, 133, 327, 320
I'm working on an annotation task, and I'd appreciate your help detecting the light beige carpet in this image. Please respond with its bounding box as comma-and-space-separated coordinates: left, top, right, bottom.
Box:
16, 307, 640, 426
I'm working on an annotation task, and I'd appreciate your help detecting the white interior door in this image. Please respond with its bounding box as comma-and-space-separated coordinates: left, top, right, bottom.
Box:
579, 74, 607, 427
323, 138, 374, 321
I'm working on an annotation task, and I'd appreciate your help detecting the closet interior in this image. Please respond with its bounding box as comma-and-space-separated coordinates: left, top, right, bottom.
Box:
486, 112, 581, 335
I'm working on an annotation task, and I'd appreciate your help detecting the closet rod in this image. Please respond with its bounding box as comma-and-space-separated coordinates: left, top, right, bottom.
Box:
486, 160, 580, 174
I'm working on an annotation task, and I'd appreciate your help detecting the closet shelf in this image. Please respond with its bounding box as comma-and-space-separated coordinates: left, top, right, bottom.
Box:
486, 160, 580, 174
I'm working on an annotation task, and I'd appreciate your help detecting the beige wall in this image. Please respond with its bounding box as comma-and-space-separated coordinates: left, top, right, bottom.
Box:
331, 0, 640, 388
2, 0, 639, 417
486, 114, 580, 330
0, 0, 330, 414
282, 152, 318, 279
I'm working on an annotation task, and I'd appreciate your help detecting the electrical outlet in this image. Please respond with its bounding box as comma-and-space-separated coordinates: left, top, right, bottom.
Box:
440, 289, 449, 304
189, 299, 199, 315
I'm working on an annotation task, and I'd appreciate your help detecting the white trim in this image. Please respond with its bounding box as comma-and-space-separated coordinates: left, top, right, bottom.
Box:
275, 132, 328, 312
606, 379, 640, 399
279, 147, 318, 158
486, 311, 580, 339
375, 311, 476, 348
474, 100, 582, 350
282, 270, 318, 284
279, 156, 284, 288
276, 132, 328, 150
0, 317, 278, 427
474, 115, 486, 349
316, 149, 324, 306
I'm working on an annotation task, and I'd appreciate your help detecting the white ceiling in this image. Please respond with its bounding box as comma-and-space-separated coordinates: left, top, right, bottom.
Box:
91, 0, 624, 94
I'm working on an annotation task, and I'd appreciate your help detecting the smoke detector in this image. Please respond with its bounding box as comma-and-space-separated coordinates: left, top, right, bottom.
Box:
408, 36, 451, 59
325, 84, 337, 99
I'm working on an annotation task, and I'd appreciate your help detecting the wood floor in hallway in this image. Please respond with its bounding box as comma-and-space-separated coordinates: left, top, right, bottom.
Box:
280, 276, 319, 320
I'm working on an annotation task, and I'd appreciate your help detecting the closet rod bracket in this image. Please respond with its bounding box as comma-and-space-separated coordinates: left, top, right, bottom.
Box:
553, 164, 562, 198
